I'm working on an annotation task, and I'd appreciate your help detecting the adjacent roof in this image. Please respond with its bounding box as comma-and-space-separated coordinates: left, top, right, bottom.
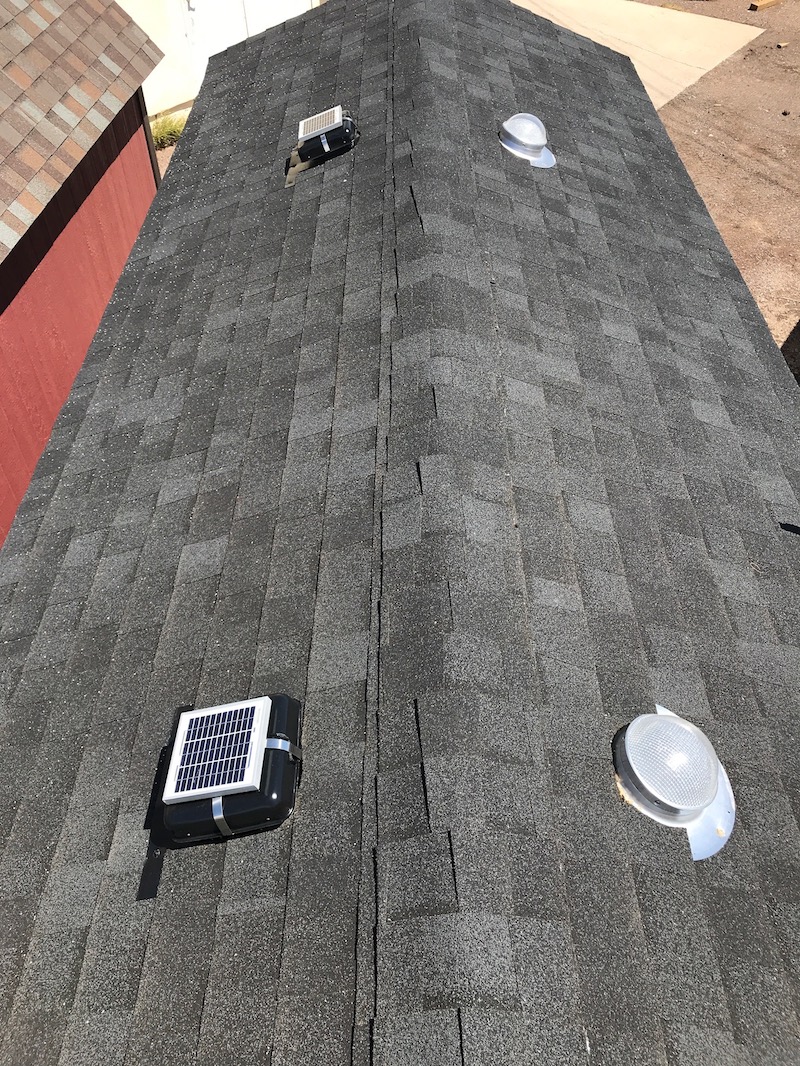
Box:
0, 0, 161, 262
2, 0, 800, 1063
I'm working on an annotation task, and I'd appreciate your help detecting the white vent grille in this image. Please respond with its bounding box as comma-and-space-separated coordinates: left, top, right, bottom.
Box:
298, 105, 343, 141
162, 696, 272, 805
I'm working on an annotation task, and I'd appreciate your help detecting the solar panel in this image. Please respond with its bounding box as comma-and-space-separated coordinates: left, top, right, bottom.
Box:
298, 105, 342, 140
162, 696, 272, 805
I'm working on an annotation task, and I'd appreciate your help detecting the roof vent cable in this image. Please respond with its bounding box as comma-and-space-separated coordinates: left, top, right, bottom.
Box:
612, 705, 735, 860
285, 104, 359, 187
499, 113, 556, 169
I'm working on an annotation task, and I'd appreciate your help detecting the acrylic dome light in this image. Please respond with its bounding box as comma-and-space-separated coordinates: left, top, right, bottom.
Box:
499, 113, 556, 168
613, 706, 735, 860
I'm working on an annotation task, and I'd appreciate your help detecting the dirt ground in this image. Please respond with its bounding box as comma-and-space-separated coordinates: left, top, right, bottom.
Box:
156, 0, 799, 368
620, 0, 800, 368
156, 144, 176, 177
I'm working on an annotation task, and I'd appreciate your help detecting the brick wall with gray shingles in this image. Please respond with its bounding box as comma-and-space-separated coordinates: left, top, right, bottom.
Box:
1, 0, 800, 1063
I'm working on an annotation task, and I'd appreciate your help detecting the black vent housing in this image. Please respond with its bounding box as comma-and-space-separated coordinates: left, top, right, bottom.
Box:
161, 693, 302, 845
297, 111, 358, 163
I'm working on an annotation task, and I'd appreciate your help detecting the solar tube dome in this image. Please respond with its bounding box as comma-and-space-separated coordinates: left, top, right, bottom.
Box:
499, 113, 556, 168
613, 706, 735, 860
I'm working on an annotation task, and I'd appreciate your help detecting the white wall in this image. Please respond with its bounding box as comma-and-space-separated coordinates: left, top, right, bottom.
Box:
118, 0, 317, 115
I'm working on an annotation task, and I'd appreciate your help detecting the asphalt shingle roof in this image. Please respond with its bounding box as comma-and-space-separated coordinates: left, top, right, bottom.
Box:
2, 0, 800, 1063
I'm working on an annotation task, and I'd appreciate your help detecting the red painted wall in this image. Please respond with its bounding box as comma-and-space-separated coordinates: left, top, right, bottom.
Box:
0, 121, 156, 544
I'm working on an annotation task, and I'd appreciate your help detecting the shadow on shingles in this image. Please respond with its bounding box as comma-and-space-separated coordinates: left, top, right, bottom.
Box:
136, 704, 198, 902
780, 319, 800, 384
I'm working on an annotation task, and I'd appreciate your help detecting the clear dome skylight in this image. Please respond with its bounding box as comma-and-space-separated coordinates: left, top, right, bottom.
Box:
613, 706, 736, 860
499, 113, 556, 168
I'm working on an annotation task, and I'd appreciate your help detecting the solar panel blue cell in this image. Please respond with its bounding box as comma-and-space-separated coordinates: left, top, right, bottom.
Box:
174, 705, 256, 795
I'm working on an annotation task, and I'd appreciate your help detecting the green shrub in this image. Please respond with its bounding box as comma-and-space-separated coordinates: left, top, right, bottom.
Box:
150, 113, 187, 150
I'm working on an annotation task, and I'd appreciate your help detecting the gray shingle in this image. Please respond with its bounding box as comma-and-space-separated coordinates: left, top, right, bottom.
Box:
378, 831, 458, 920
1, 0, 799, 1062
373, 1010, 462, 1066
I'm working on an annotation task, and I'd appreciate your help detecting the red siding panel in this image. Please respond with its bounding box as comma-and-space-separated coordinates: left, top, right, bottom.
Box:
0, 121, 156, 543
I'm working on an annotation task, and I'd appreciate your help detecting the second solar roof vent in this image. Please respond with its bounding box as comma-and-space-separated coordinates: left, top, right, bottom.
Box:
160, 694, 302, 845
285, 104, 359, 187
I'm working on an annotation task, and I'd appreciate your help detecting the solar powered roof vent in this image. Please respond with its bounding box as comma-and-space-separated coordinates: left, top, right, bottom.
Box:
499, 113, 556, 169
613, 706, 735, 860
160, 693, 302, 846
285, 104, 359, 187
